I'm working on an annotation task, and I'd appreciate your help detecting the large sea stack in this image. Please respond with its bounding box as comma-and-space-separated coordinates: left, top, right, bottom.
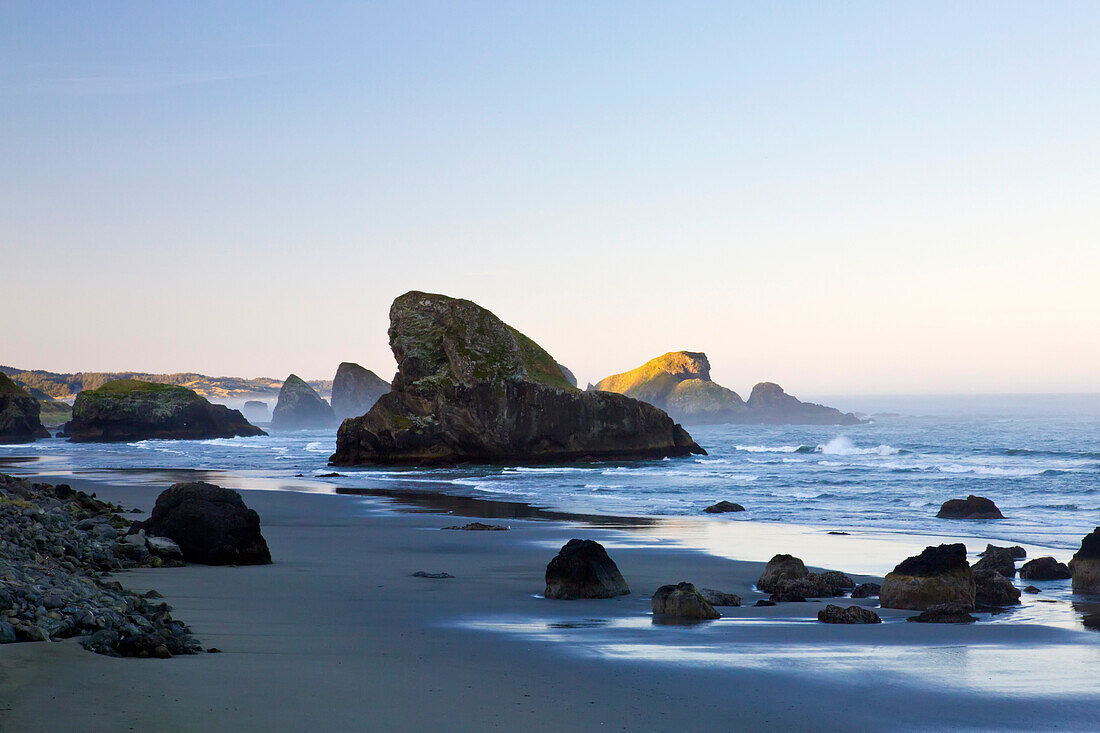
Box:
331, 362, 390, 420
271, 375, 336, 430
1071, 528, 1100, 594
0, 373, 50, 442
331, 292, 704, 465
64, 379, 265, 442
594, 352, 861, 425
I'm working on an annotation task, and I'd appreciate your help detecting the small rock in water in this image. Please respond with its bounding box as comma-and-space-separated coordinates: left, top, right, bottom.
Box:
936, 495, 1003, 519
818, 604, 881, 624
315, 472, 342, 478
827, 531, 850, 535
412, 571, 454, 579
442, 522, 509, 531
754, 599, 777, 607
1019, 556, 1071, 581
699, 588, 741, 606
850, 582, 881, 599
703, 501, 745, 514
1023, 586, 1041, 594
907, 603, 977, 624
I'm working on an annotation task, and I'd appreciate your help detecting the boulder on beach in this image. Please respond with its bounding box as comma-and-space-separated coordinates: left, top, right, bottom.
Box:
757, 554, 809, 594
544, 539, 629, 600
974, 568, 1021, 606
771, 570, 855, 602
704, 501, 745, 514
907, 603, 977, 624
330, 292, 704, 465
980, 544, 1025, 559
1019, 556, 1072, 581
651, 582, 720, 620
936, 495, 1004, 519
972, 547, 1017, 578
850, 582, 881, 599
880, 544, 975, 611
0, 373, 50, 443
699, 588, 741, 606
1072, 528, 1100, 594
271, 375, 336, 430
330, 362, 390, 421
132, 482, 272, 565
241, 400, 269, 424
818, 604, 881, 624
64, 379, 265, 442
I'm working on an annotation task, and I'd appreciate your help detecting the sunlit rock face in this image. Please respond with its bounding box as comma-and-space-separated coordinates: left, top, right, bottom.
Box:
330, 291, 704, 466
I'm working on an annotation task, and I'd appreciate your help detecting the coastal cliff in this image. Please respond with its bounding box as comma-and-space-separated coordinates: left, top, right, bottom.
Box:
331, 292, 704, 465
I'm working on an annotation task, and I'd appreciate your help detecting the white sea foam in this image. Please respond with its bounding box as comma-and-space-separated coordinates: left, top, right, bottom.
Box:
819, 436, 900, 456
735, 445, 801, 453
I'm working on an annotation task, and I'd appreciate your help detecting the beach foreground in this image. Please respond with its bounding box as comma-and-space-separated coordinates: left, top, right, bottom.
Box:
2, 478, 1098, 732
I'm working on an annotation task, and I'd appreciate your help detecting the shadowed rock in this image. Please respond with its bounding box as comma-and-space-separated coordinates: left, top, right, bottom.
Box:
1020, 556, 1072, 581
881, 544, 975, 611
1072, 528, 1100, 594
132, 482, 271, 565
973, 547, 1017, 577
907, 603, 977, 624
331, 292, 704, 465
818, 604, 881, 624
544, 539, 629, 600
772, 571, 855, 601
980, 544, 1025, 559
936, 495, 1004, 519
974, 568, 1021, 606
331, 362, 390, 420
850, 582, 881, 599
0, 373, 50, 443
271, 375, 336, 430
757, 554, 809, 594
652, 582, 720, 620
704, 501, 745, 514
699, 588, 741, 606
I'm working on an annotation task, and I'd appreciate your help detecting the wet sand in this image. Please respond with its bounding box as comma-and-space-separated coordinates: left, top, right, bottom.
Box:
1, 479, 1099, 731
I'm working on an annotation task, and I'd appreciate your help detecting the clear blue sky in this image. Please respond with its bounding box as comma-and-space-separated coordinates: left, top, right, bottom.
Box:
3, 2, 1098, 395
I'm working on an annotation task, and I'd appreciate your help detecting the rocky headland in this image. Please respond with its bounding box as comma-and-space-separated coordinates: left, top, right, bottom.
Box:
0, 373, 50, 442
63, 379, 266, 442
330, 292, 704, 465
331, 362, 390, 421
594, 351, 862, 425
271, 374, 337, 430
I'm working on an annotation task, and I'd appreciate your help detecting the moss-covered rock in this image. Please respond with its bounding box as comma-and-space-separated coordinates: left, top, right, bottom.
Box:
271, 375, 336, 430
331, 362, 390, 420
65, 379, 266, 442
0, 373, 50, 442
331, 292, 704, 465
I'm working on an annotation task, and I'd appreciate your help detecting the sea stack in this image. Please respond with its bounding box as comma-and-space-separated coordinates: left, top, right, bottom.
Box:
0, 373, 50, 442
64, 379, 265, 442
330, 291, 704, 465
1071, 528, 1100, 594
271, 375, 336, 430
330, 362, 390, 420
241, 400, 270, 424
880, 544, 975, 611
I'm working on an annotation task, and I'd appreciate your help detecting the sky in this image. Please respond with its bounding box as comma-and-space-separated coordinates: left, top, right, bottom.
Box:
2, 2, 1098, 396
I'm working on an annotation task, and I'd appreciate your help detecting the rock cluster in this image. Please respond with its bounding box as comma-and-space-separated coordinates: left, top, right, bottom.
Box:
651, 582, 720, 620
880, 544, 975, 611
64, 379, 265, 442
0, 373, 50, 443
544, 539, 629, 600
1071, 528, 1100, 594
132, 482, 272, 565
0, 474, 200, 657
331, 292, 704, 465
936, 495, 1003, 519
271, 375, 336, 430
818, 604, 881, 624
330, 362, 390, 421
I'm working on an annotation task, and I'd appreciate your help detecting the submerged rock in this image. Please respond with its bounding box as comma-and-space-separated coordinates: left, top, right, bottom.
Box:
1072, 528, 1100, 594
704, 501, 745, 514
699, 588, 741, 606
65, 379, 265, 442
818, 604, 881, 624
652, 582, 721, 620
271, 375, 336, 430
0, 373, 50, 443
880, 544, 975, 611
907, 603, 978, 624
544, 539, 629, 600
132, 482, 271, 565
974, 568, 1021, 606
757, 554, 809, 594
330, 362, 390, 421
972, 547, 1017, 578
936, 495, 1004, 519
331, 292, 704, 465
1020, 556, 1072, 581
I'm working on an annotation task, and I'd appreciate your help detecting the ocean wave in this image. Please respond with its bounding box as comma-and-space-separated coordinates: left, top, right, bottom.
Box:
819, 436, 901, 456
734, 445, 802, 453
937, 464, 1048, 477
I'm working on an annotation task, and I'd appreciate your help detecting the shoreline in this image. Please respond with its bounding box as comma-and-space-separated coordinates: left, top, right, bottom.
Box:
1, 471, 1098, 731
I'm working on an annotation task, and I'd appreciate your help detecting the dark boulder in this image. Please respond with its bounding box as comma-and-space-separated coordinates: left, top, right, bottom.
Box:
65, 379, 265, 442
331, 362, 390, 421
974, 568, 1021, 606
699, 588, 741, 606
704, 501, 745, 514
972, 547, 1017, 578
544, 539, 629, 600
757, 554, 809, 594
850, 582, 881, 599
651, 582, 720, 620
0, 373, 50, 443
907, 603, 978, 624
880, 544, 975, 611
331, 292, 704, 465
980, 544, 1025, 559
936, 495, 1004, 519
772, 571, 855, 600
132, 482, 271, 565
1020, 556, 1072, 581
1071, 528, 1100, 594
818, 604, 881, 624
271, 375, 336, 430
754, 599, 777, 607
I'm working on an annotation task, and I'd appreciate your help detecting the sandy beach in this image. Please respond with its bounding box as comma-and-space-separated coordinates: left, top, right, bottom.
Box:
2, 475, 1098, 732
